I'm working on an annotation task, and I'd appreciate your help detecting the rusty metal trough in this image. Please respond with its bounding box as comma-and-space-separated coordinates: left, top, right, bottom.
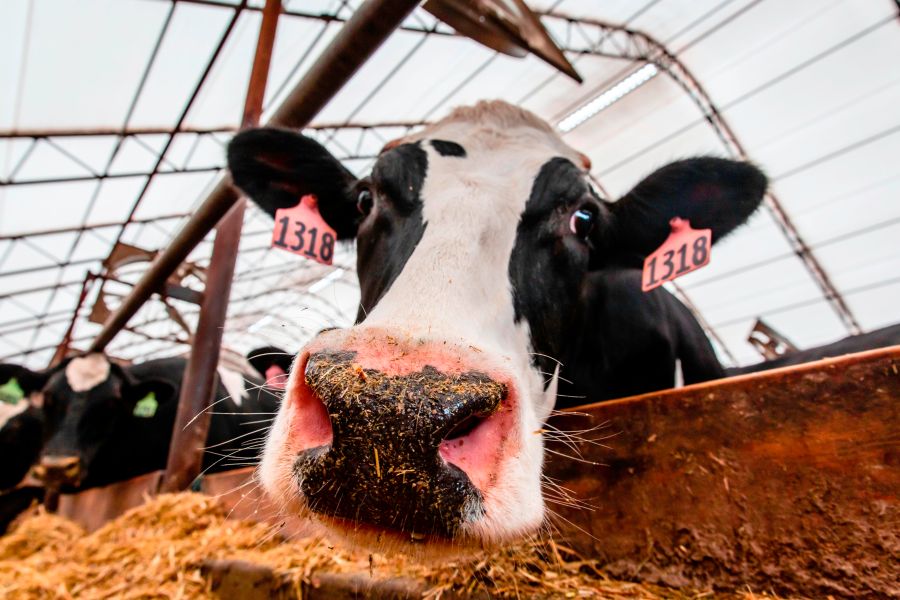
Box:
51, 346, 898, 598
545, 345, 899, 598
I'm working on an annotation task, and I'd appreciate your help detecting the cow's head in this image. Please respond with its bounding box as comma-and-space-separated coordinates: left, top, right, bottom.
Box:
247, 346, 293, 390
0, 363, 47, 422
228, 100, 766, 556
9, 354, 172, 489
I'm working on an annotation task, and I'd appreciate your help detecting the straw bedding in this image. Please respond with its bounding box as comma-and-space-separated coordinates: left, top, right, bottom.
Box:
0, 493, 780, 599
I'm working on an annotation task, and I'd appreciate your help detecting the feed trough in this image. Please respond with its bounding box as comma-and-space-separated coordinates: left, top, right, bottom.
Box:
39, 347, 898, 598
544, 346, 899, 598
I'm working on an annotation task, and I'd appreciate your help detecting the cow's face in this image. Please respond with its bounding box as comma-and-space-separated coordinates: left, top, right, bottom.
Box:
15, 354, 170, 489
228, 100, 765, 555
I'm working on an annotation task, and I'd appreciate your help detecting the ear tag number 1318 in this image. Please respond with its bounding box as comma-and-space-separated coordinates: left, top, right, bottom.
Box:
271, 195, 336, 265
642, 218, 711, 292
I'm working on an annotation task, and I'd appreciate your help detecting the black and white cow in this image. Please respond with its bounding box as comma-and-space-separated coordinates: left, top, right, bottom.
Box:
729, 323, 900, 375
227, 100, 767, 555
247, 346, 293, 390
1, 353, 281, 491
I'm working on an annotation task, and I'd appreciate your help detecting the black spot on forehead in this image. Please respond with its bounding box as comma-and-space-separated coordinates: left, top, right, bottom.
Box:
519, 157, 592, 223
430, 139, 466, 158
371, 142, 428, 213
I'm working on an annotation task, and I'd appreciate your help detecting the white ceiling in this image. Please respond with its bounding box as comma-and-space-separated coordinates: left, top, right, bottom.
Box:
1, 0, 898, 370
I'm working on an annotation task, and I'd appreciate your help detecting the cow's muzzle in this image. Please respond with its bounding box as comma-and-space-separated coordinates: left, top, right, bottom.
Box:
33, 455, 82, 488
294, 350, 507, 539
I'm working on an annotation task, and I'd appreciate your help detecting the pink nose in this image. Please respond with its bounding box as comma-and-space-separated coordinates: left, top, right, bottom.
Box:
264, 365, 287, 389
283, 340, 516, 537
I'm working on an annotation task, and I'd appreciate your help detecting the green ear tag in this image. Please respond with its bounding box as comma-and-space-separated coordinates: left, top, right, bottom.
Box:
133, 392, 158, 418
0, 378, 25, 405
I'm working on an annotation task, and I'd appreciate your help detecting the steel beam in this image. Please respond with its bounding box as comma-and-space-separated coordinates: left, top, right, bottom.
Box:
0, 121, 424, 140
0, 166, 219, 188
0, 214, 189, 241
0, 126, 235, 139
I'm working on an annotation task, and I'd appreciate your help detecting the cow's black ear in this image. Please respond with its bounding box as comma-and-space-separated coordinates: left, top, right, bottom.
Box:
227, 128, 359, 240
0, 363, 53, 395
246, 346, 292, 378
605, 157, 767, 263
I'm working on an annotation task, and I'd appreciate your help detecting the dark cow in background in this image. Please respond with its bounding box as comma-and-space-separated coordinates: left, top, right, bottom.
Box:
247, 346, 293, 389
227, 99, 767, 555
0, 367, 46, 533
729, 323, 900, 375
0, 352, 281, 493
0, 366, 44, 491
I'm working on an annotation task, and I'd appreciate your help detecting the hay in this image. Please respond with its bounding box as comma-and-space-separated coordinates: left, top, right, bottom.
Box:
0, 493, 780, 599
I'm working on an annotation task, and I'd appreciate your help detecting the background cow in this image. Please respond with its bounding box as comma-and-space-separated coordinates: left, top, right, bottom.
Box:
1, 353, 280, 492
227, 100, 767, 555
0, 365, 45, 492
247, 346, 293, 390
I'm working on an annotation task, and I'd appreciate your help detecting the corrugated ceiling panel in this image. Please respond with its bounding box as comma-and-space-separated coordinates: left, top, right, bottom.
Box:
183, 10, 259, 128
0, 180, 96, 236
129, 2, 235, 129
8, 0, 171, 129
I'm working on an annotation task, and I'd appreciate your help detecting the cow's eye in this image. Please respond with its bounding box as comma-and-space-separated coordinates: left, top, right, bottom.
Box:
569, 208, 595, 239
357, 189, 373, 215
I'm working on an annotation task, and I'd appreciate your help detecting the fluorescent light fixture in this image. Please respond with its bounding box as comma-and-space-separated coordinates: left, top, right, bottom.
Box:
557, 63, 659, 133
248, 314, 274, 334
308, 267, 346, 295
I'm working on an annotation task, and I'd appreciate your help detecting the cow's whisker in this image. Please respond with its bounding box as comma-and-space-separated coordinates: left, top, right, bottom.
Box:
201, 426, 271, 451
240, 417, 277, 426
543, 447, 606, 466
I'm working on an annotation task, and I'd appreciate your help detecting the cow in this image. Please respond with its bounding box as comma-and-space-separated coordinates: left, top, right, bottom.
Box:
247, 346, 293, 390
729, 323, 900, 375
226, 100, 767, 556
0, 365, 45, 491
2, 353, 281, 492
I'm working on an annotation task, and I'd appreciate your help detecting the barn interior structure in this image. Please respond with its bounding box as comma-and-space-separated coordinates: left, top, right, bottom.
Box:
0, 1, 898, 598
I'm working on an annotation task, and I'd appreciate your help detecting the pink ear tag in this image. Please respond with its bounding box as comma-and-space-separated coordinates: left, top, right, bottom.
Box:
642, 218, 712, 292
271, 195, 337, 265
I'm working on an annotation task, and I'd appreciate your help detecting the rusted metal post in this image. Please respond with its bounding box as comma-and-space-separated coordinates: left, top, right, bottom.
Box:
160, 0, 282, 492
88, 0, 422, 355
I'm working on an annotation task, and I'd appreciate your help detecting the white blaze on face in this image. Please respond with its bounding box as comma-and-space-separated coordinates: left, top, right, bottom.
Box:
365, 103, 584, 352
358, 102, 586, 543
65, 354, 111, 392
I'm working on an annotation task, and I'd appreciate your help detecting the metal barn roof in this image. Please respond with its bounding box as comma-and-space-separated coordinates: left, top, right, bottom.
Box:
1, 0, 899, 369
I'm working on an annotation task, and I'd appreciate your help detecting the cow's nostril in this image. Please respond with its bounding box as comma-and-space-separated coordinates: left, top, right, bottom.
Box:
296, 350, 509, 537
443, 412, 489, 441
285, 354, 333, 450
37, 455, 82, 486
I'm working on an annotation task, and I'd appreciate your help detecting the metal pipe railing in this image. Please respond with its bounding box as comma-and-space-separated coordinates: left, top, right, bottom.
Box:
158, 0, 282, 494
